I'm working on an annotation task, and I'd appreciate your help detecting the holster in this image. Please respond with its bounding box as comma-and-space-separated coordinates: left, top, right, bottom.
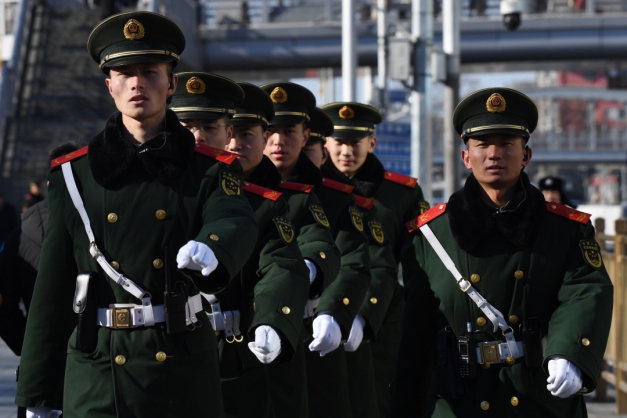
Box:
429, 328, 465, 399
522, 317, 544, 368
73, 272, 99, 352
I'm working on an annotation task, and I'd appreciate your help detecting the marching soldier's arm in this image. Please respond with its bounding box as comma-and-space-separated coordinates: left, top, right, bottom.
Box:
543, 221, 614, 393
251, 209, 310, 361
194, 160, 258, 289
15, 170, 77, 409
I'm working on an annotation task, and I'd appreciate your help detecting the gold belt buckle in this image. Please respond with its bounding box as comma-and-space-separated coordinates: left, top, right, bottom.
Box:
111, 308, 131, 329
480, 343, 500, 365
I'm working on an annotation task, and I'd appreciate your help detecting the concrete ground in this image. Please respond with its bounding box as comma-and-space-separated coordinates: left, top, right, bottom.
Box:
0, 338, 626, 417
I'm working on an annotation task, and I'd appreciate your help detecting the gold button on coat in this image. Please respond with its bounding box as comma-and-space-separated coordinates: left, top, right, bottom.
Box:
111, 261, 120, 271
370, 297, 378, 305
506, 357, 515, 365
115, 355, 126, 365
480, 401, 490, 410
470, 274, 481, 284
476, 317, 487, 327
155, 210, 166, 220
153, 259, 164, 269
343, 298, 350, 305
107, 213, 118, 223
582, 338, 590, 346
319, 252, 326, 259
282, 306, 291, 315
509, 315, 519, 324
210, 234, 219, 241
156, 352, 166, 362
511, 397, 519, 406
514, 270, 524, 280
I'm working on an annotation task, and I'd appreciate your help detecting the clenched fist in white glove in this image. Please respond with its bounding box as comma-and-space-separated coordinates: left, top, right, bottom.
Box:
308, 314, 341, 357
176, 240, 218, 276
547, 357, 582, 398
344, 314, 366, 352
26, 408, 62, 418
248, 325, 282, 364
304, 259, 317, 285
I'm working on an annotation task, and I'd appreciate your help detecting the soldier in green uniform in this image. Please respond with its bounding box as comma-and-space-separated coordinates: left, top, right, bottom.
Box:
261, 82, 371, 418
15, 12, 258, 418
321, 102, 427, 417
392, 87, 613, 417
170, 72, 243, 148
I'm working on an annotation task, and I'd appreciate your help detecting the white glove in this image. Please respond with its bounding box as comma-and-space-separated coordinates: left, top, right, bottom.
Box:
308, 314, 342, 356
344, 314, 366, 352
26, 408, 62, 418
547, 358, 582, 398
248, 325, 282, 364
304, 259, 317, 285
176, 240, 218, 276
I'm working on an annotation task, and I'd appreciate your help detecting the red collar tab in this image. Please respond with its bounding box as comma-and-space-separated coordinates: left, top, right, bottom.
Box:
242, 181, 282, 201
545, 202, 591, 224
50, 146, 88, 168
279, 181, 314, 193
354, 194, 375, 210
194, 144, 237, 165
384, 171, 417, 189
406, 203, 447, 233
321, 178, 354, 194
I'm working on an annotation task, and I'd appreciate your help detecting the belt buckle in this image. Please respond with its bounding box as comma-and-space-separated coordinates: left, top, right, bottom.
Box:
480, 343, 500, 365
112, 308, 132, 329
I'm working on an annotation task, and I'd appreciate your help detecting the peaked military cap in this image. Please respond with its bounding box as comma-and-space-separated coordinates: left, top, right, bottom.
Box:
231, 82, 274, 127
453, 87, 538, 142
321, 102, 382, 141
539, 176, 564, 191
88, 11, 185, 73
170, 72, 244, 120
308, 108, 334, 145
259, 82, 316, 126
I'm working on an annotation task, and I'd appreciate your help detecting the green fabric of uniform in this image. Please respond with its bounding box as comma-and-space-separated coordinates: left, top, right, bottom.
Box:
14, 111, 257, 416
345, 342, 379, 418
221, 364, 271, 418
392, 172, 613, 417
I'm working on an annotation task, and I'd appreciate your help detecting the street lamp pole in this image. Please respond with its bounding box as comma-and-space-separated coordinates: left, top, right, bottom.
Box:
443, 0, 460, 199
342, 0, 357, 101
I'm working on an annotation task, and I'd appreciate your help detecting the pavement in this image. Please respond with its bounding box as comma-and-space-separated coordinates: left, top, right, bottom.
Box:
0, 338, 626, 418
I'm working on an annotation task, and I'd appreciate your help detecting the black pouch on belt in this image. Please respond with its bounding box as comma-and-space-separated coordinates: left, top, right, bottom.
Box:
73, 272, 99, 352
429, 327, 465, 399
523, 286, 544, 368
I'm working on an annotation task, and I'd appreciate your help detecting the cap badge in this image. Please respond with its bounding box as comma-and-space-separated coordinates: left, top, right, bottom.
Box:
339, 106, 355, 119
270, 87, 288, 104
186, 77, 206, 95
123, 19, 145, 40
486, 93, 506, 113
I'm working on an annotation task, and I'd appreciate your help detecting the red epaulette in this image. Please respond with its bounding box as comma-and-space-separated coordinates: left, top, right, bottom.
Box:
50, 146, 88, 168
279, 181, 313, 193
383, 171, 417, 189
321, 178, 354, 194
545, 202, 591, 224
354, 194, 375, 210
242, 181, 282, 201
406, 203, 447, 233
194, 144, 237, 165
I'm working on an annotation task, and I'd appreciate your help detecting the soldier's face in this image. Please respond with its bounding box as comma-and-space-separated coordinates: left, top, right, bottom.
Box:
326, 135, 376, 177
542, 189, 561, 204
106, 63, 176, 122
462, 135, 530, 190
227, 125, 269, 174
264, 124, 310, 173
303, 142, 327, 169
180, 117, 233, 148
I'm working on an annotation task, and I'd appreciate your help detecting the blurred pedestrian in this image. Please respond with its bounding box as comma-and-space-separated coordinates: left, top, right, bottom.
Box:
539, 175, 575, 208
22, 181, 44, 212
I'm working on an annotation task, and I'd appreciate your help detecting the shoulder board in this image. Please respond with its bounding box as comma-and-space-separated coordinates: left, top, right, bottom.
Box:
50, 146, 88, 168
242, 181, 282, 201
545, 202, 591, 224
194, 144, 237, 165
384, 171, 417, 189
321, 178, 354, 194
354, 194, 375, 210
406, 203, 447, 233
279, 181, 313, 193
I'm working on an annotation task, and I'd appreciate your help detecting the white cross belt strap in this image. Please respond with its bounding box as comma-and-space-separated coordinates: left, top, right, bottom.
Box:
200, 293, 243, 343
419, 223, 522, 359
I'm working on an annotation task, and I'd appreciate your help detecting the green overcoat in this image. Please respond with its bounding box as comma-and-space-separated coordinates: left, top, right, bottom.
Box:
15, 111, 258, 418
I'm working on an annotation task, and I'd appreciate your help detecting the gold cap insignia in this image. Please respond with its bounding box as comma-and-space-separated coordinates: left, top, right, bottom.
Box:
123, 19, 145, 40
339, 106, 355, 119
486, 93, 506, 113
186, 76, 206, 95
270, 87, 288, 104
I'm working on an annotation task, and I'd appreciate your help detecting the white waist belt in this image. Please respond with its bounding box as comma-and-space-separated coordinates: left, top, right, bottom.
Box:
97, 294, 203, 329
201, 293, 243, 343
303, 298, 320, 319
